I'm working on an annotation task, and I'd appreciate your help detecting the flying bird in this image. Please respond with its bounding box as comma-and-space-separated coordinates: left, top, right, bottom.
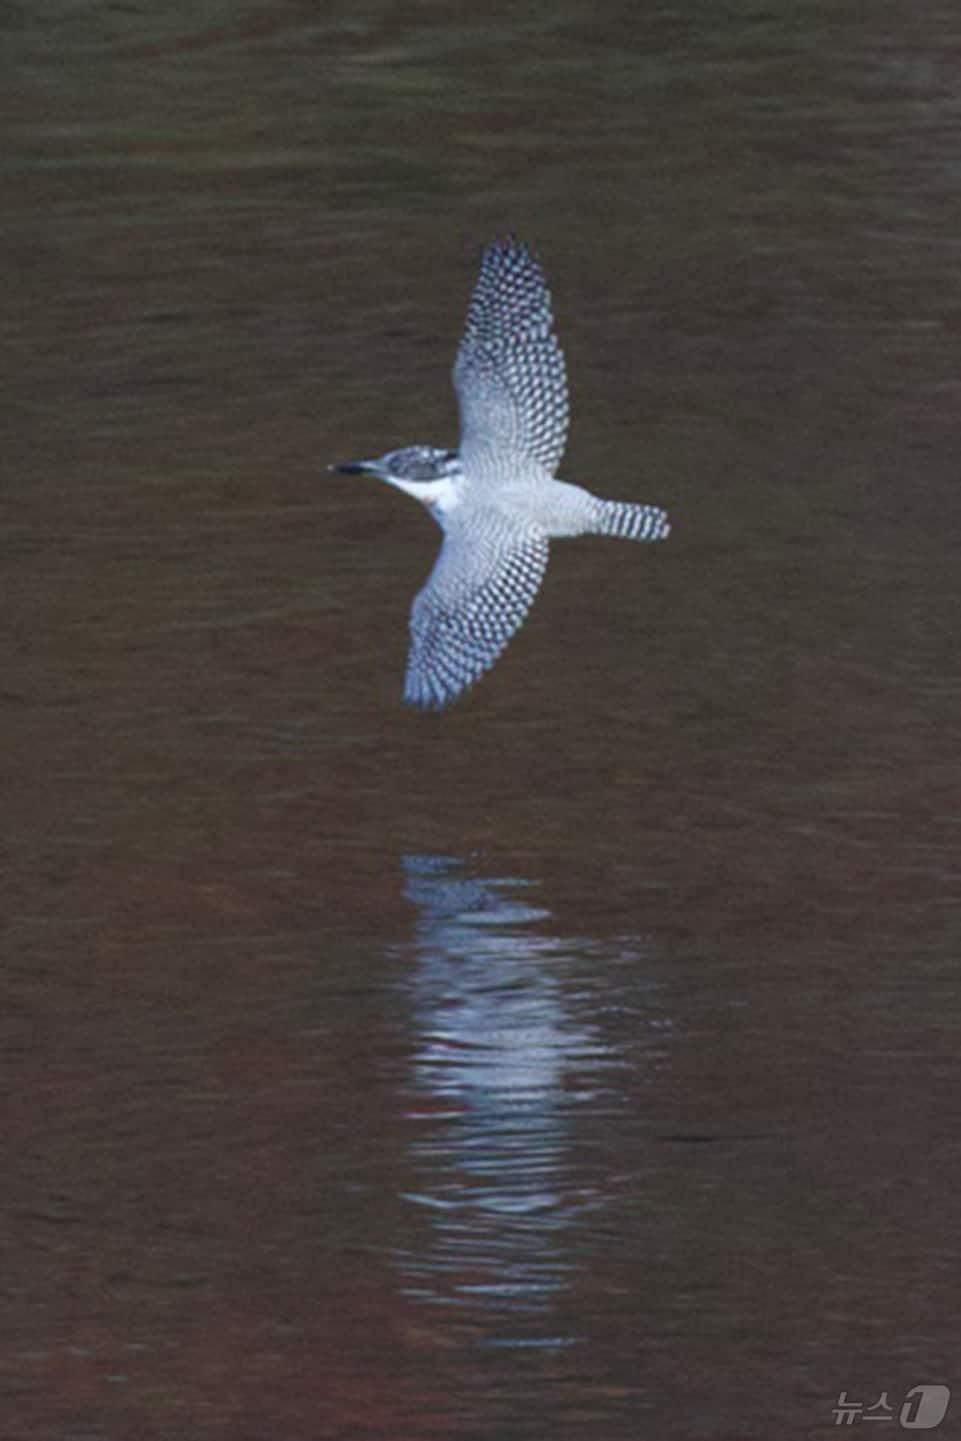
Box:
332, 238, 670, 709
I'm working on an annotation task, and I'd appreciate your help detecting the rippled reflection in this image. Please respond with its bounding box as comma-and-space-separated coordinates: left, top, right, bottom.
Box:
393, 854, 665, 1346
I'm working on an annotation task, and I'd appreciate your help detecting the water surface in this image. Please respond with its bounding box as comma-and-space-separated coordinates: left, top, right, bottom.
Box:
3, 4, 960, 1437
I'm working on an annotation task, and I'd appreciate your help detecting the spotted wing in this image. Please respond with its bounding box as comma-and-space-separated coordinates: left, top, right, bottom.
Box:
404, 516, 550, 710
453, 238, 569, 477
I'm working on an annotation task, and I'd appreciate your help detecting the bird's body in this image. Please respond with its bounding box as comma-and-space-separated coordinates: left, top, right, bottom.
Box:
334, 239, 670, 710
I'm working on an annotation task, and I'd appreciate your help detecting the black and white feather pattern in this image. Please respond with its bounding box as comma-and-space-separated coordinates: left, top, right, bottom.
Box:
404, 515, 549, 710
594, 499, 671, 542
454, 238, 569, 477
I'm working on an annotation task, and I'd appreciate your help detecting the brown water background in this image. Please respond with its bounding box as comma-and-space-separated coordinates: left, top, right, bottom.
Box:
4, 3, 961, 1438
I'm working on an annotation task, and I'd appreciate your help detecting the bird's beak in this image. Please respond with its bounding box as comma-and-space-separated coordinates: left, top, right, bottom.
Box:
328, 460, 375, 475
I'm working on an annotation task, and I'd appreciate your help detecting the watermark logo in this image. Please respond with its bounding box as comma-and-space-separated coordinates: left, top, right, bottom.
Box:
832, 1386, 950, 1429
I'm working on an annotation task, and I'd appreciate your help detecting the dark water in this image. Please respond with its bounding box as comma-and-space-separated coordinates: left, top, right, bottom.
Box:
4, 4, 961, 1438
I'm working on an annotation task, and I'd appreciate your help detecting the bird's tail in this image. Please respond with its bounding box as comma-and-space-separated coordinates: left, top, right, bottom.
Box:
593, 499, 671, 542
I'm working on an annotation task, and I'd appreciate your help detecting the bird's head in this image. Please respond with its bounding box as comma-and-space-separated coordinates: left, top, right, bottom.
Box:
330, 445, 463, 511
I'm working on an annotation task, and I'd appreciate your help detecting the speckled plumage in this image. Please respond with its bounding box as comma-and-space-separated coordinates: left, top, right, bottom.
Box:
454, 239, 569, 477
333, 239, 671, 710
404, 514, 549, 710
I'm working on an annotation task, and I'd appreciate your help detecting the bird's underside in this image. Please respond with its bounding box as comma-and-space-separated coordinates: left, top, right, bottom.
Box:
402, 489, 669, 710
